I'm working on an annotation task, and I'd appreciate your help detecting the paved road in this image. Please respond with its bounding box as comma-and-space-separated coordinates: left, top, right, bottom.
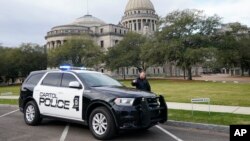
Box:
0, 106, 229, 141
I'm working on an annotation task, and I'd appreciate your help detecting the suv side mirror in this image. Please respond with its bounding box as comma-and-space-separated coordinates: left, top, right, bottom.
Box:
69, 81, 82, 89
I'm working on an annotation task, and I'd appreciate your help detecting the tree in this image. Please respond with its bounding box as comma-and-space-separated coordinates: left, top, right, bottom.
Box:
238, 38, 250, 76
105, 32, 146, 79
0, 47, 7, 83
48, 35, 104, 69
215, 23, 250, 76
157, 9, 221, 80
18, 43, 47, 78
3, 48, 21, 83
0, 44, 47, 84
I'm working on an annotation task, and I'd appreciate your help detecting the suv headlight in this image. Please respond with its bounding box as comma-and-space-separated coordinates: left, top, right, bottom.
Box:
114, 98, 135, 106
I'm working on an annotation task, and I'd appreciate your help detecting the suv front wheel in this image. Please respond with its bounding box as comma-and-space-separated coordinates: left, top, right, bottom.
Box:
24, 101, 42, 125
89, 107, 116, 140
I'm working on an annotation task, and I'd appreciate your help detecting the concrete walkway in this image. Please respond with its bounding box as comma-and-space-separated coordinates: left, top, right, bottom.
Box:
168, 102, 250, 115
1, 96, 250, 115
0, 96, 19, 100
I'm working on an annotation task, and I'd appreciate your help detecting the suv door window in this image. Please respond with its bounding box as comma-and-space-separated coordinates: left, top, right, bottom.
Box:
26, 73, 45, 85
42, 73, 62, 86
61, 73, 79, 88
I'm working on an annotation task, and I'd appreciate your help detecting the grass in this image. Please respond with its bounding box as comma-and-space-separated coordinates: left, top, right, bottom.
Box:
169, 109, 250, 125
0, 99, 18, 105
1, 83, 250, 125
0, 85, 20, 96
1, 79, 250, 107
121, 79, 250, 107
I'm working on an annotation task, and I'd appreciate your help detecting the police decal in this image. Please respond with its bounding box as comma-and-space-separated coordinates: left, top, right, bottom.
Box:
72, 96, 79, 111
39, 92, 70, 110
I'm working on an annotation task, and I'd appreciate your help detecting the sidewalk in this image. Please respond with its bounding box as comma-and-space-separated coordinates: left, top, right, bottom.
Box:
1, 96, 250, 115
168, 102, 250, 115
0, 96, 19, 100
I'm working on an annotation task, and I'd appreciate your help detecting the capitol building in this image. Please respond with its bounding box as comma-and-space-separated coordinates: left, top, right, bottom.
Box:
45, 0, 202, 77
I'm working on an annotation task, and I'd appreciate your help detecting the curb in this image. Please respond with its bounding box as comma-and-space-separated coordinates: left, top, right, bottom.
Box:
165, 120, 229, 134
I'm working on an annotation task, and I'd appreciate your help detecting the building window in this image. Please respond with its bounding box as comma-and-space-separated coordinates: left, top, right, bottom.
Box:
138, 11, 140, 14
120, 29, 122, 34
100, 28, 103, 33
134, 22, 137, 31
115, 28, 117, 33
158, 68, 160, 74
100, 40, 104, 48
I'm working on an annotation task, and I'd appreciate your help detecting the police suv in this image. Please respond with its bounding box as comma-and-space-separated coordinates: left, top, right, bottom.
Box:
19, 66, 168, 140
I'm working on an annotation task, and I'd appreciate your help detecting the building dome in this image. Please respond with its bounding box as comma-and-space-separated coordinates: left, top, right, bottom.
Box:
72, 14, 106, 27
125, 0, 155, 12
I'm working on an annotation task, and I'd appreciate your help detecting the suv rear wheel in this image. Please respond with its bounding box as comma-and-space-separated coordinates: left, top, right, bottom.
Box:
89, 107, 116, 140
24, 101, 42, 125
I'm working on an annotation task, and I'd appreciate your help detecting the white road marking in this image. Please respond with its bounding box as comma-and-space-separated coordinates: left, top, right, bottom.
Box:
60, 124, 70, 141
155, 125, 184, 141
0, 109, 19, 118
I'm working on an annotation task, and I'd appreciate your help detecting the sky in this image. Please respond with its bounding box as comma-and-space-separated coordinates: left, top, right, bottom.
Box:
0, 0, 250, 47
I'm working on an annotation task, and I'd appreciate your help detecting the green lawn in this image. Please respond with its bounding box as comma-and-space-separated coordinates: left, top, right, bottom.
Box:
121, 79, 250, 107
0, 85, 20, 96
1, 82, 250, 125
169, 109, 250, 125
0, 99, 18, 105
1, 80, 250, 107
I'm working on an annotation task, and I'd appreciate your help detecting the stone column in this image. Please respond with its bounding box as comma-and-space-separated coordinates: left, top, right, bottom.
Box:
150, 20, 153, 31
136, 20, 139, 32
129, 21, 132, 31
132, 20, 136, 31
51, 41, 54, 49
142, 19, 145, 29
155, 20, 157, 31
54, 41, 57, 48
138, 19, 141, 31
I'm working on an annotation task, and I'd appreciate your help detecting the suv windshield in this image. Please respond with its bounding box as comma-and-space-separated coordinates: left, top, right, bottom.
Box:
78, 73, 122, 87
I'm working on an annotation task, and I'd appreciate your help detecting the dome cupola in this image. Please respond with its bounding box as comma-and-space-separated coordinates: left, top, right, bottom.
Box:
72, 14, 106, 27
125, 0, 155, 12
121, 0, 158, 35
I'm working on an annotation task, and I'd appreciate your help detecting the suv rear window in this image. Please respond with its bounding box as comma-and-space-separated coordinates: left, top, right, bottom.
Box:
26, 73, 45, 85
42, 73, 62, 87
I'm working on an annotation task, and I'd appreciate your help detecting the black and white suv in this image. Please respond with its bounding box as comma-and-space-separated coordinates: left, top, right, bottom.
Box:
19, 67, 167, 140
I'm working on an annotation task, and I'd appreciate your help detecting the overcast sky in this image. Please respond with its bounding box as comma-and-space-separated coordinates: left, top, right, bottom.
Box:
1, 0, 250, 47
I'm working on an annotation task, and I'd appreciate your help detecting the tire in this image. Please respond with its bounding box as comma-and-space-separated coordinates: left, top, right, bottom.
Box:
89, 107, 116, 140
24, 101, 42, 126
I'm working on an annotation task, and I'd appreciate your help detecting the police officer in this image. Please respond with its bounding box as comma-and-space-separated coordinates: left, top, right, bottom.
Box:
131, 69, 151, 92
